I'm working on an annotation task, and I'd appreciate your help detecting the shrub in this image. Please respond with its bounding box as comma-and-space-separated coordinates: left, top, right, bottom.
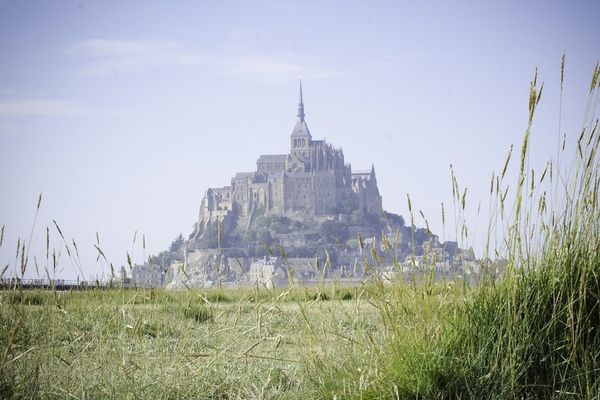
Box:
183, 304, 213, 323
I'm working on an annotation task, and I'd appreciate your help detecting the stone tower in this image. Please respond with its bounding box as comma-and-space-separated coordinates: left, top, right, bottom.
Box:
290, 81, 312, 160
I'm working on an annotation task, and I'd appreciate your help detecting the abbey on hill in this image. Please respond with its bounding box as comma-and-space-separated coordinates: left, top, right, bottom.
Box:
128, 84, 481, 289
195, 82, 382, 237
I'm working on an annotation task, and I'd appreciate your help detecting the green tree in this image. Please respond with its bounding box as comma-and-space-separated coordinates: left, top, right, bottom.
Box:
320, 220, 349, 244
384, 212, 405, 228
257, 230, 274, 247
169, 233, 185, 252
198, 221, 219, 248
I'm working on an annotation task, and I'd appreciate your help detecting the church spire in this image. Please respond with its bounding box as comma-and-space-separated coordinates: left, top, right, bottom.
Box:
297, 80, 305, 122
290, 80, 311, 140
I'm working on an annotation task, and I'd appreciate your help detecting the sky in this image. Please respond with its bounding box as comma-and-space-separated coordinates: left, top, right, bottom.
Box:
0, 0, 599, 280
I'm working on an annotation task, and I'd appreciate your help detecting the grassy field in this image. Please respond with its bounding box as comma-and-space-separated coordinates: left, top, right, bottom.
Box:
0, 282, 465, 399
1, 64, 599, 399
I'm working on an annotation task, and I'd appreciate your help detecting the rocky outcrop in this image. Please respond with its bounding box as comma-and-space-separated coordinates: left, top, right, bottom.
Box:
166, 249, 222, 289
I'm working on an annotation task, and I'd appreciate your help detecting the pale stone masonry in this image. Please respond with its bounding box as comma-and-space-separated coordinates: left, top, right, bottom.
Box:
196, 82, 383, 235
131, 264, 163, 288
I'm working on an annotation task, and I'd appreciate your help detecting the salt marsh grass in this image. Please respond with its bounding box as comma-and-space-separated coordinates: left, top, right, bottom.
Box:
1, 284, 457, 399
430, 62, 600, 399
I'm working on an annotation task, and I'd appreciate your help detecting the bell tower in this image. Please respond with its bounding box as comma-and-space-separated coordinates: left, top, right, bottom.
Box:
290, 80, 312, 159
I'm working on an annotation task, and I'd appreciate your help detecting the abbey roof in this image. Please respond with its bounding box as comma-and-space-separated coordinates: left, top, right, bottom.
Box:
257, 154, 288, 163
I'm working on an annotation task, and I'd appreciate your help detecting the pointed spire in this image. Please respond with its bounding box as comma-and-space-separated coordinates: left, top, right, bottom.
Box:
297, 79, 305, 122
371, 163, 376, 178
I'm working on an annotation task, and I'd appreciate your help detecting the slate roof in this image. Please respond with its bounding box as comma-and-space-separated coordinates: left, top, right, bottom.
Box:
234, 172, 255, 179
291, 119, 312, 137
257, 154, 288, 164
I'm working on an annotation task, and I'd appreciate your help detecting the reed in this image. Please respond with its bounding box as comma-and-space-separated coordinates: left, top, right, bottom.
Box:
430, 62, 600, 399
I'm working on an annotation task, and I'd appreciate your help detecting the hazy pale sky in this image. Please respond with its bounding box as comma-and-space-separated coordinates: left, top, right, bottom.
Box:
1, 0, 599, 280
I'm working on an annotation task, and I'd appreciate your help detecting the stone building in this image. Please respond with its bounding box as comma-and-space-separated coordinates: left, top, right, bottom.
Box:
195, 83, 383, 238
278, 232, 306, 248
248, 257, 287, 287
131, 264, 163, 288
281, 257, 319, 281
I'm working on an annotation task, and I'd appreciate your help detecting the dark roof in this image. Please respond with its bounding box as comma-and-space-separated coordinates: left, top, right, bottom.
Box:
234, 172, 255, 179
291, 119, 312, 137
257, 154, 288, 164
